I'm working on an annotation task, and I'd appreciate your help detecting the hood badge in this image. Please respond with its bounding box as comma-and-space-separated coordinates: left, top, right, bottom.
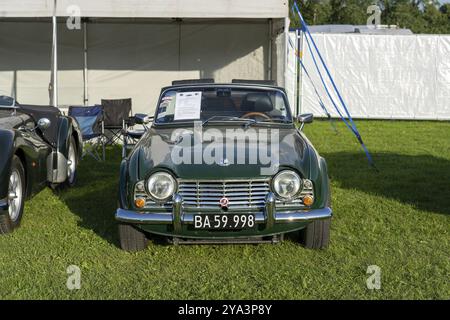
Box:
218, 158, 230, 167
219, 197, 229, 209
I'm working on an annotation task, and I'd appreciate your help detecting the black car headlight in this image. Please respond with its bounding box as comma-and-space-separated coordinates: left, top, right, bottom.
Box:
272, 170, 303, 200
146, 172, 177, 202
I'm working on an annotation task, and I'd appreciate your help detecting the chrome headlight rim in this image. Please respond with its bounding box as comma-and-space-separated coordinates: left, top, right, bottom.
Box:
145, 171, 177, 203
271, 169, 303, 200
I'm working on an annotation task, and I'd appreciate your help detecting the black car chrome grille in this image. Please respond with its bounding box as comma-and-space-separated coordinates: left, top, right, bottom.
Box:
178, 180, 270, 209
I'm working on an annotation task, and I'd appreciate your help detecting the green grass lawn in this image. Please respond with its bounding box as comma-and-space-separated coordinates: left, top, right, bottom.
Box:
0, 120, 449, 299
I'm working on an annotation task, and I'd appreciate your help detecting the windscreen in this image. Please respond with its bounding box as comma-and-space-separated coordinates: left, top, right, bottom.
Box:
154, 87, 292, 124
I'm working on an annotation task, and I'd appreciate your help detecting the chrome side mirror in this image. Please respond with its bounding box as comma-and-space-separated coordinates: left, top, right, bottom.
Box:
297, 113, 313, 131
37, 118, 51, 131
134, 113, 151, 125
0, 95, 15, 108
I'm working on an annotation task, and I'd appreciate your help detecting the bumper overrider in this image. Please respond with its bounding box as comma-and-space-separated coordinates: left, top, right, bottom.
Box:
115, 192, 332, 235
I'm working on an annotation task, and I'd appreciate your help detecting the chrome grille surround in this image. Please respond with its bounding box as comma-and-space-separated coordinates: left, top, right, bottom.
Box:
178, 179, 271, 210
133, 178, 314, 211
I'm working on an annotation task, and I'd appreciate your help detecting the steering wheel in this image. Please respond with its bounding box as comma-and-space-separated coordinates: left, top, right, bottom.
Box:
240, 112, 272, 122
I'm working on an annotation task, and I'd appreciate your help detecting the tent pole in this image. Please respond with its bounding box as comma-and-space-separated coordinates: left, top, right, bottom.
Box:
83, 20, 88, 105
297, 28, 304, 115
52, 1, 58, 108
267, 19, 272, 80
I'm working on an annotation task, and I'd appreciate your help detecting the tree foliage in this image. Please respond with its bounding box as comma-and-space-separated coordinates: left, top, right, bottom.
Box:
289, 0, 450, 34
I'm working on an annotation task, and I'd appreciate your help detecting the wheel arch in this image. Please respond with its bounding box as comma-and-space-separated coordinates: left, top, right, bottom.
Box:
13, 148, 30, 198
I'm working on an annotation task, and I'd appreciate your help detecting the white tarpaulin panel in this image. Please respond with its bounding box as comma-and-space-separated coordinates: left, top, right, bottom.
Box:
0, 22, 84, 106
87, 21, 269, 114
298, 33, 450, 120
285, 31, 298, 113
0, 0, 287, 18
0, 20, 270, 114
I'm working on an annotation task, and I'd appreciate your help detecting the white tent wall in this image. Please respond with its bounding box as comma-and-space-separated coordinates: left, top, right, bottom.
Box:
285, 31, 298, 114
86, 20, 271, 114
0, 21, 84, 106
296, 33, 450, 120
0, 19, 285, 114
0, 0, 287, 19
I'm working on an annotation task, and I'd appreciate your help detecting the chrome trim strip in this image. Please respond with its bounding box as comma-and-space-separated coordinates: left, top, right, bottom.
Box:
116, 211, 173, 224
115, 207, 332, 225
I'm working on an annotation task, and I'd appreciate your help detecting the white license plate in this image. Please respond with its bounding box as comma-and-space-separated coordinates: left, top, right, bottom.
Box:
193, 214, 256, 230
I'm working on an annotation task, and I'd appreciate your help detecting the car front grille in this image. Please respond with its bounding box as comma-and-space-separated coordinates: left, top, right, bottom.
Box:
178, 179, 270, 210
134, 179, 314, 211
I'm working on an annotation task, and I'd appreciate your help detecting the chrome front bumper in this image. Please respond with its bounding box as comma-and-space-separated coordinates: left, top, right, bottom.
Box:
115, 193, 332, 231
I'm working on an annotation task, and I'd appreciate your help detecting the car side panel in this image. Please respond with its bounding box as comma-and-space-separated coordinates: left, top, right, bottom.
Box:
0, 127, 51, 201
46, 115, 82, 184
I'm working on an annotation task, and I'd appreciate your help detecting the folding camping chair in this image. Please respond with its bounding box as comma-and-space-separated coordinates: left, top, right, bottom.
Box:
122, 113, 153, 158
101, 98, 132, 146
68, 105, 105, 161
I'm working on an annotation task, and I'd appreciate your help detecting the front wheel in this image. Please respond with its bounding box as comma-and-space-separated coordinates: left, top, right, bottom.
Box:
300, 218, 331, 249
65, 136, 78, 187
299, 181, 332, 249
118, 224, 149, 252
0, 155, 26, 234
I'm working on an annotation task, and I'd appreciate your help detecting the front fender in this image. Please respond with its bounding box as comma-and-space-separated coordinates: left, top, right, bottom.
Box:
118, 159, 129, 209
46, 116, 80, 184
304, 143, 330, 209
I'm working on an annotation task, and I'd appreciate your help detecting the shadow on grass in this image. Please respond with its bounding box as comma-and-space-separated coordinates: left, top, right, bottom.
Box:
56, 148, 449, 247
56, 148, 123, 247
324, 151, 450, 216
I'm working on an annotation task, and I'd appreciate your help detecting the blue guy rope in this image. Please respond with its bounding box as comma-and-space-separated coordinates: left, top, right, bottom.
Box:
292, 2, 376, 169
287, 36, 338, 133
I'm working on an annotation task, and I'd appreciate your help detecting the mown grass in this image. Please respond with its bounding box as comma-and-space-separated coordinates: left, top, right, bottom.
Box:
0, 120, 449, 299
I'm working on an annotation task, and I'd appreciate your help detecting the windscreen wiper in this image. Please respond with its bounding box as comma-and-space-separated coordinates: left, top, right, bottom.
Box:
201, 116, 256, 127
243, 118, 290, 128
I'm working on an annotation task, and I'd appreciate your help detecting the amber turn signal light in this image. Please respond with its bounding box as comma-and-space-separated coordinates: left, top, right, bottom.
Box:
303, 195, 314, 206
135, 198, 146, 208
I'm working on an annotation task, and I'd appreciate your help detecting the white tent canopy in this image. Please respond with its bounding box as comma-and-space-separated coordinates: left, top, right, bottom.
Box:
0, 0, 290, 114
0, 0, 287, 18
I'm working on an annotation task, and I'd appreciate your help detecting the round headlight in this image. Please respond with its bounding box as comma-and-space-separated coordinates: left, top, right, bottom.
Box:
146, 172, 176, 201
272, 170, 302, 200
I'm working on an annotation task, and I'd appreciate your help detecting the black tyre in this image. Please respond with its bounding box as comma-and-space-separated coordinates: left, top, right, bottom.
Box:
119, 223, 149, 252
0, 155, 26, 234
300, 181, 332, 249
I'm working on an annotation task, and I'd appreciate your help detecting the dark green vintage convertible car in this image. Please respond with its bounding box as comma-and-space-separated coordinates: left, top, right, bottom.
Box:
0, 95, 82, 234
116, 80, 332, 251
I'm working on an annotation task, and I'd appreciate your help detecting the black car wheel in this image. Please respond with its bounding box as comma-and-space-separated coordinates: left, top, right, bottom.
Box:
119, 223, 149, 252
0, 155, 26, 234
65, 136, 78, 187
300, 180, 332, 249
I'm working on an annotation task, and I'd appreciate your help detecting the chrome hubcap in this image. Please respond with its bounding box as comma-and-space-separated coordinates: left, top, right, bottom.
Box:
8, 170, 22, 221
67, 142, 76, 183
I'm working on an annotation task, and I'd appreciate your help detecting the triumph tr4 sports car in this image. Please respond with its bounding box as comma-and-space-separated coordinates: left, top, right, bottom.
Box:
116, 80, 332, 251
0, 95, 82, 234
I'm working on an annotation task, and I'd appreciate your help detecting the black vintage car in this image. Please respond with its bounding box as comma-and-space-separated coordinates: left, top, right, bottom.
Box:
0, 95, 82, 234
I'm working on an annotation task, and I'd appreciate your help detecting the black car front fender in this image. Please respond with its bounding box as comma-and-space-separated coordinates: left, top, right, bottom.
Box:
46, 116, 82, 184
